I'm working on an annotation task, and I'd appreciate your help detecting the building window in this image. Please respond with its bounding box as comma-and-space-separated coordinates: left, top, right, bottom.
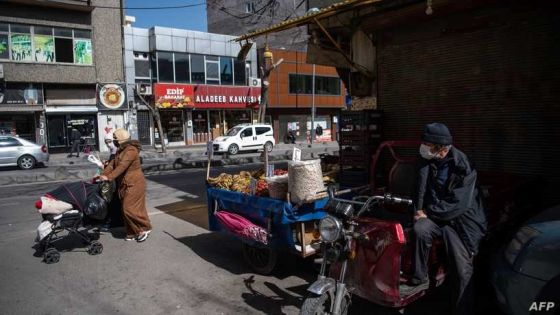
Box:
54, 28, 73, 63
174, 52, 190, 83
289, 74, 341, 95
0, 23, 10, 60
191, 54, 205, 84
157, 51, 174, 82
33, 26, 54, 63
3, 24, 92, 64
134, 52, 150, 78
205, 56, 220, 85
289, 74, 313, 94
220, 57, 233, 85
150, 53, 157, 81
315, 76, 341, 95
10, 24, 32, 62
73, 30, 92, 65
234, 59, 247, 86
245, 2, 256, 13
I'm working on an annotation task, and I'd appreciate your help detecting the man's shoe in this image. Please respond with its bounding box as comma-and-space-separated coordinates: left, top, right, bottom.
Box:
137, 230, 151, 242
399, 279, 430, 295
67, 154, 73, 158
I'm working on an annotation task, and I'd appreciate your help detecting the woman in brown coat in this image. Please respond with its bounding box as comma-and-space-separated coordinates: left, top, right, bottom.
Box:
99, 128, 152, 242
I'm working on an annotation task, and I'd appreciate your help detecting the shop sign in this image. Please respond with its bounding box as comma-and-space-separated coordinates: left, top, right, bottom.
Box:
154, 83, 194, 109
0, 83, 43, 105
98, 83, 126, 110
153, 83, 261, 109
193, 85, 261, 109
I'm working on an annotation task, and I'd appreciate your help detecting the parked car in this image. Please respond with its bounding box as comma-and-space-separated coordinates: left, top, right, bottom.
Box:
0, 136, 49, 170
491, 204, 560, 315
212, 124, 275, 155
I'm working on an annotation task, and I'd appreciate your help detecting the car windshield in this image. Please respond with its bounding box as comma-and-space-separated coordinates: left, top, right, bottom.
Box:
226, 127, 243, 137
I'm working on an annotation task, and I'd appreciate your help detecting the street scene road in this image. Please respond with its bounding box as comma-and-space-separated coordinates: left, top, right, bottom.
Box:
0, 164, 502, 315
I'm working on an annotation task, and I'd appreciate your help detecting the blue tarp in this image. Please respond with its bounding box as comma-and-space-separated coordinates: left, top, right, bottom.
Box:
207, 188, 327, 248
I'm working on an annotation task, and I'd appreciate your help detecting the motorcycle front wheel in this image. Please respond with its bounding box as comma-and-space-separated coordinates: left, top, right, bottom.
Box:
300, 292, 349, 315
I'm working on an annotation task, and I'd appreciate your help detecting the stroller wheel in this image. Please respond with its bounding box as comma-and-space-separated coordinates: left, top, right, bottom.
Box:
87, 241, 103, 255
44, 248, 60, 264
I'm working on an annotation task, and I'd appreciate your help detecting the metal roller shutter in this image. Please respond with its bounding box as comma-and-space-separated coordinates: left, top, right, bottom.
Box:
376, 4, 560, 204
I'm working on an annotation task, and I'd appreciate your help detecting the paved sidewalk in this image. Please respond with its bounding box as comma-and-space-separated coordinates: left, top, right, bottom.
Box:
0, 142, 339, 186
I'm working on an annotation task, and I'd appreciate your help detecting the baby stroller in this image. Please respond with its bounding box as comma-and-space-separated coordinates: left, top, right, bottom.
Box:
35, 180, 115, 264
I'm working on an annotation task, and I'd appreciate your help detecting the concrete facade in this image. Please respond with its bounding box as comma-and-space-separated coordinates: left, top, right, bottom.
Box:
124, 25, 259, 146
0, 0, 125, 153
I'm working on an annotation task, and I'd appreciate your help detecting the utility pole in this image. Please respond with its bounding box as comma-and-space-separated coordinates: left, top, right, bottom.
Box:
310, 63, 316, 146
258, 45, 283, 123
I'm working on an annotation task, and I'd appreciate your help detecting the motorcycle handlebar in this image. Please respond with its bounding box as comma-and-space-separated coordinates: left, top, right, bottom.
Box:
327, 185, 413, 217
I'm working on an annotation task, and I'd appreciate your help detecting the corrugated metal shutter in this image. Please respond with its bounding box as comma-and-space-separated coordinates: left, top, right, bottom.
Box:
376, 4, 560, 204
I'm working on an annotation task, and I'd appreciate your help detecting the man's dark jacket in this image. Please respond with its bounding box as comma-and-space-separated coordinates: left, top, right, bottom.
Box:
414, 147, 487, 255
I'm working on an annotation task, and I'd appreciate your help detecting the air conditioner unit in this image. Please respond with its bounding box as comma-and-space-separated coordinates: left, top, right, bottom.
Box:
249, 77, 261, 87
136, 83, 152, 96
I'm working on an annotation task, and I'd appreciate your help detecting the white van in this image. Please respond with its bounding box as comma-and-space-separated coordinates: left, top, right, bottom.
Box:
213, 124, 275, 155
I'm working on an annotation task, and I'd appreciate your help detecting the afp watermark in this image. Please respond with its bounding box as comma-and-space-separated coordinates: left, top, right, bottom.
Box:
530, 302, 555, 312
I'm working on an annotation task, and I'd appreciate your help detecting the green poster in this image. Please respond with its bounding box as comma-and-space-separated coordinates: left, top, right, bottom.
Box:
74, 39, 92, 65
10, 34, 32, 61
0, 34, 8, 59
34, 35, 54, 63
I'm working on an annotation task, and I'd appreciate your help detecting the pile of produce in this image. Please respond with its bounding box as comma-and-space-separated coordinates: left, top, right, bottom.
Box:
208, 169, 289, 197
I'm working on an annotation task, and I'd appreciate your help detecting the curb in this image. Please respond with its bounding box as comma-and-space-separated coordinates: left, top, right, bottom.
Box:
0, 150, 336, 186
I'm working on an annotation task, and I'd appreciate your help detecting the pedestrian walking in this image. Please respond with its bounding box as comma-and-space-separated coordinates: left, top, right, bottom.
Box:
98, 128, 152, 242
67, 127, 81, 158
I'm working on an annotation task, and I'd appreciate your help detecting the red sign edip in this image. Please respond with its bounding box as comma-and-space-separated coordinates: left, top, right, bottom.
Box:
154, 83, 261, 109
154, 83, 195, 109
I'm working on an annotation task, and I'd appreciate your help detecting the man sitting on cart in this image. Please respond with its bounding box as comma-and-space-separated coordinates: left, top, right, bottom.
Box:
402, 123, 487, 315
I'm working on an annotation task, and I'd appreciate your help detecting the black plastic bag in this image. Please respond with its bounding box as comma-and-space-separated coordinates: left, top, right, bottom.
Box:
84, 193, 108, 221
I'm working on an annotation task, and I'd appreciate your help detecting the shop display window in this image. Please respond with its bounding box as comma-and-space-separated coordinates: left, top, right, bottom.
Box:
0, 114, 35, 141
225, 110, 251, 130
160, 110, 184, 143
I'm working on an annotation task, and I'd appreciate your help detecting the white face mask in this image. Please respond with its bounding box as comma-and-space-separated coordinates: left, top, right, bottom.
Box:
419, 144, 438, 160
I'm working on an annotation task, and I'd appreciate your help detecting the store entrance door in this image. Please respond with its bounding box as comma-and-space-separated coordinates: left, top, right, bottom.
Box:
47, 116, 68, 148
46, 114, 98, 153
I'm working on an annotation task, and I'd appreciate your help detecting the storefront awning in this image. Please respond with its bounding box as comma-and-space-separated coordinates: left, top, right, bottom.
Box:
0, 105, 44, 112
45, 106, 98, 113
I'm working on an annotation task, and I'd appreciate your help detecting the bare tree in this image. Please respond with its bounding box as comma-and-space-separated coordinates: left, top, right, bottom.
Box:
135, 89, 166, 153
258, 47, 283, 123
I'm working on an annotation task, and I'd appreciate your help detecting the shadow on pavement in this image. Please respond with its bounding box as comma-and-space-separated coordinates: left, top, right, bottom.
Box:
165, 231, 318, 281
241, 275, 307, 315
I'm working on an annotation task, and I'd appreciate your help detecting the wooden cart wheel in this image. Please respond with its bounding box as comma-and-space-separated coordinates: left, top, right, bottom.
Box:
241, 242, 277, 275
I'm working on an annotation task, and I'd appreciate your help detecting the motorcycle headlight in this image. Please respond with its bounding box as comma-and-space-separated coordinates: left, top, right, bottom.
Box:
319, 216, 343, 243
